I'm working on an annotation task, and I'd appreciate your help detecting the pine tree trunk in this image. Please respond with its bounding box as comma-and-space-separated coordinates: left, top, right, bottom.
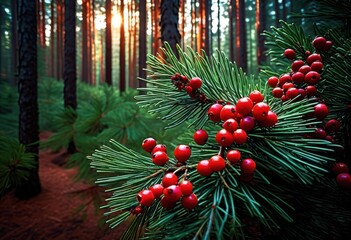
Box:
105, 0, 112, 86
16, 0, 41, 199
160, 0, 181, 58
49, 1, 55, 77
235, 0, 247, 72
119, 0, 126, 92
139, 0, 147, 89
217, 0, 220, 51
256, 0, 267, 67
11, 0, 18, 85
81, 0, 88, 82
274, 0, 280, 27
204, 0, 211, 56
64, 0, 77, 154
229, 0, 234, 61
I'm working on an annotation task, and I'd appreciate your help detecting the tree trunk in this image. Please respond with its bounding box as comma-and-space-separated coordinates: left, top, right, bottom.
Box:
274, 0, 280, 27
256, 0, 266, 67
119, 0, 126, 92
235, 0, 247, 72
81, 0, 88, 82
105, 0, 112, 86
16, 0, 41, 199
139, 0, 147, 89
204, 0, 211, 56
11, 0, 18, 85
49, 1, 55, 77
229, 0, 234, 61
64, 0, 77, 154
160, 0, 181, 58
217, 0, 220, 51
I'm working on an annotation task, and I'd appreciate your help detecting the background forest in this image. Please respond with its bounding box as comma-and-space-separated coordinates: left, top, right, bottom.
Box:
0, 0, 351, 239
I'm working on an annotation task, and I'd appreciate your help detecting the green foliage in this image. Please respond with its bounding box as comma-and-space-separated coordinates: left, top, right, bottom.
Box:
0, 133, 36, 196
0, 81, 18, 137
90, 43, 337, 239
137, 43, 264, 129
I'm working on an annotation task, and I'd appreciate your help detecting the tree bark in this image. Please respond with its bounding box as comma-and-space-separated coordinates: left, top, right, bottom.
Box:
16, 0, 41, 199
81, 0, 88, 82
119, 0, 126, 92
49, 1, 55, 77
139, 0, 147, 89
229, 0, 234, 61
11, 0, 18, 85
256, 0, 267, 67
160, 0, 181, 58
105, 0, 112, 86
235, 0, 247, 72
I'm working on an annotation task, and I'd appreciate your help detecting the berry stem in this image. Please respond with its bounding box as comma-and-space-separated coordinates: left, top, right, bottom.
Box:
218, 146, 225, 158
145, 169, 164, 179
218, 172, 230, 189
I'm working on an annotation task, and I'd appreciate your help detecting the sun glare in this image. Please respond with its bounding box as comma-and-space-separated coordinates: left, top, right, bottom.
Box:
112, 13, 122, 28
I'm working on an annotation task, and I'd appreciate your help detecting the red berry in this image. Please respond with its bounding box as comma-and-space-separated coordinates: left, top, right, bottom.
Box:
325, 119, 341, 133
160, 196, 176, 209
152, 151, 169, 166
314, 128, 327, 139
131, 206, 143, 215
286, 87, 299, 99
179, 180, 193, 196
249, 90, 264, 104
259, 111, 278, 127
278, 74, 292, 87
332, 162, 349, 175
209, 155, 226, 172
304, 71, 321, 85
233, 129, 248, 145
306, 53, 322, 66
151, 144, 167, 155
324, 41, 333, 51
305, 85, 317, 97
174, 144, 191, 163
188, 77, 202, 90
282, 82, 295, 91
163, 185, 183, 202
226, 150, 241, 164
272, 87, 284, 98
208, 103, 223, 122
149, 184, 164, 199
215, 129, 234, 147
291, 60, 305, 72
325, 135, 335, 143
314, 103, 328, 120
284, 48, 296, 60
251, 102, 270, 121
194, 129, 208, 145
240, 116, 256, 132
297, 88, 306, 100
137, 190, 155, 206
236, 97, 254, 116
291, 72, 305, 84
267, 76, 279, 88
222, 118, 239, 133
310, 61, 323, 73
220, 104, 237, 121
298, 65, 312, 75
185, 86, 193, 94
312, 36, 327, 50
281, 95, 288, 102
305, 50, 311, 57
336, 173, 351, 189
181, 193, 198, 210
196, 160, 213, 177
240, 158, 256, 174
162, 173, 179, 187
142, 138, 157, 153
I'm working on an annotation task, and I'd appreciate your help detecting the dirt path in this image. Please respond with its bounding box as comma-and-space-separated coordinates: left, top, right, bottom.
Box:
0, 132, 124, 240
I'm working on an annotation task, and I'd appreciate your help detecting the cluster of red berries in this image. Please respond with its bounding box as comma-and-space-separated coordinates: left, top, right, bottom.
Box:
268, 36, 333, 102
133, 138, 198, 214
306, 118, 341, 143
332, 162, 351, 189
171, 74, 207, 102
135, 172, 198, 213
196, 149, 257, 181
208, 91, 278, 142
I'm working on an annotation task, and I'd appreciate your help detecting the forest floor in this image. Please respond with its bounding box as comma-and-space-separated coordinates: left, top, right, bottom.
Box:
0, 131, 125, 240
